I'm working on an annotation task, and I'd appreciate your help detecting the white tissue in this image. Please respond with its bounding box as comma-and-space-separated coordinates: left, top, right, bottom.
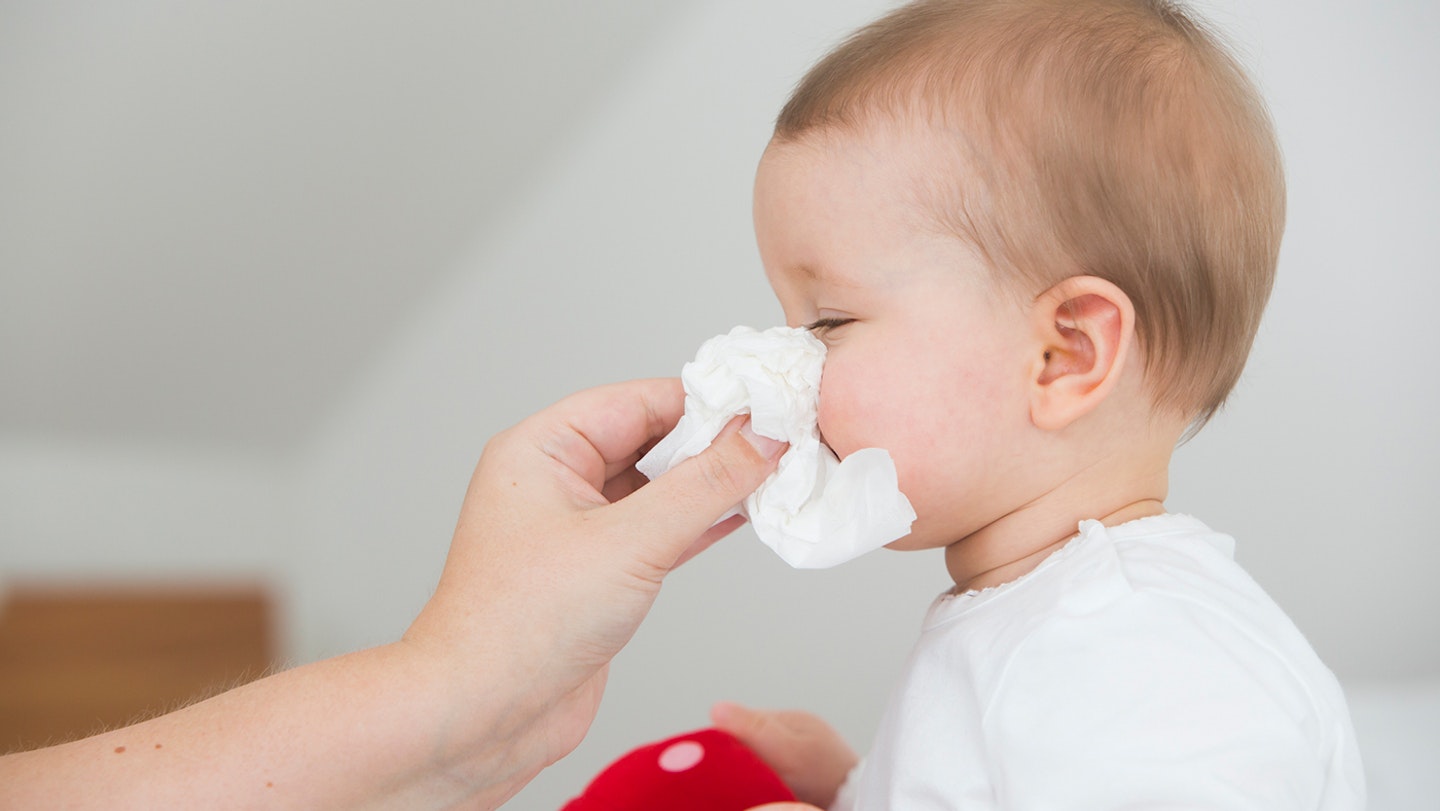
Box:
637, 325, 916, 568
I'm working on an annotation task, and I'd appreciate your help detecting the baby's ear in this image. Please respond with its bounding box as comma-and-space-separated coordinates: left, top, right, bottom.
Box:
1027, 276, 1135, 431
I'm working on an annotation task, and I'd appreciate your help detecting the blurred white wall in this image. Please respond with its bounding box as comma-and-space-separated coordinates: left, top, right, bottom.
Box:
2, 0, 1437, 808
0, 438, 290, 582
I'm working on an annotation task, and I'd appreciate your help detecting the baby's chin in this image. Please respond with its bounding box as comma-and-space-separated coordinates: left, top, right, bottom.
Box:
882, 526, 946, 552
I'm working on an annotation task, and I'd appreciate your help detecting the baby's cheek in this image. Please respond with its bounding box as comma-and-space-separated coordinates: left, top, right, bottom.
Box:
815, 395, 847, 457
815, 363, 877, 459
818, 367, 930, 531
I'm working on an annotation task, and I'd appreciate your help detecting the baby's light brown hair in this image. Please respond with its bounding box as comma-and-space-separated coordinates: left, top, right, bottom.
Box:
776, 0, 1285, 428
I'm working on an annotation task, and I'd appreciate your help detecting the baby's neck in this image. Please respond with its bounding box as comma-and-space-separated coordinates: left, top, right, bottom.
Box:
941, 377, 1188, 594
944, 483, 1169, 594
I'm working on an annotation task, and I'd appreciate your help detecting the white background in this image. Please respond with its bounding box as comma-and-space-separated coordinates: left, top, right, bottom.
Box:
1, 1, 1436, 807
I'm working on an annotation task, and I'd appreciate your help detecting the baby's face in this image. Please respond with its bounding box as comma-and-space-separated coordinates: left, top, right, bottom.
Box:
754, 125, 1037, 551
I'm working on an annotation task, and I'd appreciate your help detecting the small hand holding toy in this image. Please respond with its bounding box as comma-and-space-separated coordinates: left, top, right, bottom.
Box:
561, 728, 795, 810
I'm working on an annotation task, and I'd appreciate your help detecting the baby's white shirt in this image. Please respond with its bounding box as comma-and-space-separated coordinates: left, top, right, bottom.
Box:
834, 514, 1365, 810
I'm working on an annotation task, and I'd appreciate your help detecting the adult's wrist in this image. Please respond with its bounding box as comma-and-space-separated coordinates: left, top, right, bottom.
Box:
375, 632, 549, 809
396, 596, 573, 799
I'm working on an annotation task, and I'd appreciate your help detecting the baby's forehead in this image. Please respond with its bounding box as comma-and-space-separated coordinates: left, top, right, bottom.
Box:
767, 117, 994, 247
764, 117, 972, 202
757, 127, 1002, 296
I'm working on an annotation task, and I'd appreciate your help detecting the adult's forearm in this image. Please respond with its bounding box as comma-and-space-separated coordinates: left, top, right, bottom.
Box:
0, 382, 783, 809
0, 639, 544, 810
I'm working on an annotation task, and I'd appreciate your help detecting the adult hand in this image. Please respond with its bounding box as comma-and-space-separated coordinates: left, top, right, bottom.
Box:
0, 379, 784, 811
404, 378, 787, 801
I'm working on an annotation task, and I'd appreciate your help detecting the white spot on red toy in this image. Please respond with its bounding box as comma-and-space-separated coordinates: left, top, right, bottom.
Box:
657, 739, 706, 773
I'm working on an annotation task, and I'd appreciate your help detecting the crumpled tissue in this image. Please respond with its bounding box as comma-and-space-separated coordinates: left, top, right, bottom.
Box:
636, 325, 916, 568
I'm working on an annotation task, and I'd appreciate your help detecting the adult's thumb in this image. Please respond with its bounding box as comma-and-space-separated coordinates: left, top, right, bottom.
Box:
615, 417, 784, 565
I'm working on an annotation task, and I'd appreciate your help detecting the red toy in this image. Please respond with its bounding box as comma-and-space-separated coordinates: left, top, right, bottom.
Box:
562, 728, 795, 810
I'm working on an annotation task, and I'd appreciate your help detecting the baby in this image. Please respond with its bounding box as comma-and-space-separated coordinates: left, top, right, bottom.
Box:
708, 0, 1366, 808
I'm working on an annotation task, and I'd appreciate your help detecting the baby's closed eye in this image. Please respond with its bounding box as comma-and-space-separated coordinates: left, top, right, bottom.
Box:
804, 317, 855, 334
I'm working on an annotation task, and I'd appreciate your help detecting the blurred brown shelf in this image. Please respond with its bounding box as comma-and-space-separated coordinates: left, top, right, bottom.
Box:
0, 584, 275, 752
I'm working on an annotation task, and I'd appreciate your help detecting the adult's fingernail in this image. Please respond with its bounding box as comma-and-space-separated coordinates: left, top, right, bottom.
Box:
739, 419, 786, 460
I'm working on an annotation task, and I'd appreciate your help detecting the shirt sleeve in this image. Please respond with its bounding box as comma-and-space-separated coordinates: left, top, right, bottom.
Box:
982, 593, 1336, 809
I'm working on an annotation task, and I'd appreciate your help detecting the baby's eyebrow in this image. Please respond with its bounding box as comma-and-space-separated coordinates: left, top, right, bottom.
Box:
791, 263, 864, 289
